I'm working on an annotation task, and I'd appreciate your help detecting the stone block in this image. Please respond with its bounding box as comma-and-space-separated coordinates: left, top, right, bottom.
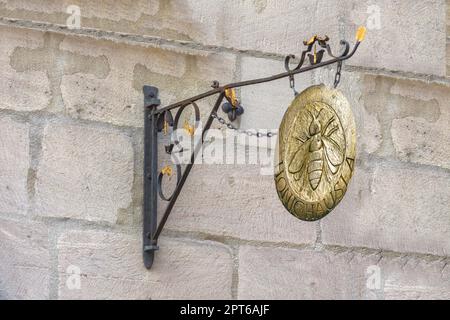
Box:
57, 231, 233, 299
35, 122, 134, 223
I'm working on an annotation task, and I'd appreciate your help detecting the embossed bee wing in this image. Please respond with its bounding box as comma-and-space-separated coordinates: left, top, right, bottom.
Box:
288, 137, 312, 181
322, 136, 344, 174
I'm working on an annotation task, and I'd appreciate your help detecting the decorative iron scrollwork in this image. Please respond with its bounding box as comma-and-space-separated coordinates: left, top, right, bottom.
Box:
158, 165, 182, 202
284, 36, 350, 73
156, 102, 201, 204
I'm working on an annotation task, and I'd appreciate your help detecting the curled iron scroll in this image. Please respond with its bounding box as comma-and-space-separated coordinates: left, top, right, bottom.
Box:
284, 38, 351, 72
157, 164, 182, 201
157, 102, 200, 202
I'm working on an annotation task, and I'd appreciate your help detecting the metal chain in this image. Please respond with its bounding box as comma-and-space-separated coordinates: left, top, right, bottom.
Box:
333, 61, 342, 88
211, 62, 343, 136
211, 112, 277, 137
289, 75, 298, 96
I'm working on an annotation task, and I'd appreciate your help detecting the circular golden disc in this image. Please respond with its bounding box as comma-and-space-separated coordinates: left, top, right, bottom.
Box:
275, 84, 356, 221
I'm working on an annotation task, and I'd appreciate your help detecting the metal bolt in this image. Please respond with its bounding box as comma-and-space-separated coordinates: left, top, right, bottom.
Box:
211, 80, 219, 88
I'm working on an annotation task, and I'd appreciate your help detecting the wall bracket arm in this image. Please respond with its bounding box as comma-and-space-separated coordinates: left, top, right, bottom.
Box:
142, 27, 366, 269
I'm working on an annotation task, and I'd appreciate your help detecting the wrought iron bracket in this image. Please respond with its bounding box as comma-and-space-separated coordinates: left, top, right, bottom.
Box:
142, 27, 366, 269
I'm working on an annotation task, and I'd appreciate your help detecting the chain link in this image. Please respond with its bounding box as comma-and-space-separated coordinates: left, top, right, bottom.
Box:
211, 112, 277, 137
334, 61, 342, 88
289, 75, 298, 96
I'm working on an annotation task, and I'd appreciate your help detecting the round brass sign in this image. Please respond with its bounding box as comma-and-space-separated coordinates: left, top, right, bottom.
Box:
275, 85, 356, 221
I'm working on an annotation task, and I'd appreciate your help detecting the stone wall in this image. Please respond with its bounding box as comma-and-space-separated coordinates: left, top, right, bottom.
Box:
0, 0, 449, 300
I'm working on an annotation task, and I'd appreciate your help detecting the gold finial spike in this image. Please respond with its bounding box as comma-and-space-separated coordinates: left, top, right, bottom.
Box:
225, 88, 238, 107
183, 120, 195, 136
163, 120, 169, 135
304, 35, 317, 46
313, 44, 317, 64
356, 26, 367, 42
161, 165, 173, 177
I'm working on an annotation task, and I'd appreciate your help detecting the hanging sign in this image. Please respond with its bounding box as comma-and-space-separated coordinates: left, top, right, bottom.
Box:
275, 84, 356, 221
